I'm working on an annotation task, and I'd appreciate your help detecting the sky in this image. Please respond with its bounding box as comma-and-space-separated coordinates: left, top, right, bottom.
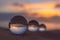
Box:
0, 0, 60, 30
0, 0, 60, 18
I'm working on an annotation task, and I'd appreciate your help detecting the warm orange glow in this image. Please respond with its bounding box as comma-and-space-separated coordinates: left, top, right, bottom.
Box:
29, 26, 35, 29
2, 3, 60, 18
10, 25, 19, 30
25, 3, 55, 9
45, 22, 60, 31
10, 24, 19, 30
39, 22, 60, 31
24, 3, 60, 18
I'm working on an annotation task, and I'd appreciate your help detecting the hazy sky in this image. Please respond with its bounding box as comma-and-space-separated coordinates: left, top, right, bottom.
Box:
0, 0, 60, 17
0, 0, 60, 5
0, 0, 60, 18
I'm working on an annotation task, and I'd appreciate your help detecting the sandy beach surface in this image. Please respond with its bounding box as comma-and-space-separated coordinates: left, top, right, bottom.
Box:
0, 27, 60, 40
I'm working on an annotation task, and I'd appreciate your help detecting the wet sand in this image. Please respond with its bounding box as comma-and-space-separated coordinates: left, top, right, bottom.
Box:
0, 27, 60, 40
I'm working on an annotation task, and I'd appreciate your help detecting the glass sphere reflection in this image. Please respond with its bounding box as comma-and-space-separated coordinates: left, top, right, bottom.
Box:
39, 27, 46, 32
10, 24, 27, 34
28, 25, 38, 32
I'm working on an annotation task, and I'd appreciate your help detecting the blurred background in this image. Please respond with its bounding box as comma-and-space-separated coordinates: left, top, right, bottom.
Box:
0, 0, 60, 31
